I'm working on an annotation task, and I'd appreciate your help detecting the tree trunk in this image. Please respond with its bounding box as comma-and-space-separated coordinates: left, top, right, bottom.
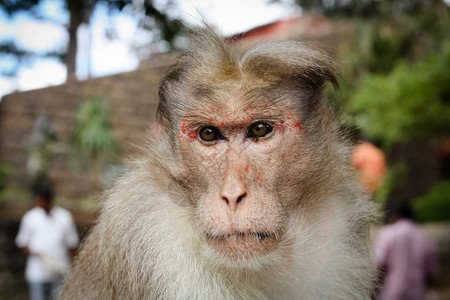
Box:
66, 0, 83, 82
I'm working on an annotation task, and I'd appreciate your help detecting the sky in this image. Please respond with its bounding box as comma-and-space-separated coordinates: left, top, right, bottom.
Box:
0, 0, 300, 100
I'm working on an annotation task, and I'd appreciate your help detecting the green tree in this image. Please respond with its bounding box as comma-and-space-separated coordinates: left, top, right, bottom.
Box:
345, 44, 450, 148
72, 96, 118, 188
294, 0, 447, 19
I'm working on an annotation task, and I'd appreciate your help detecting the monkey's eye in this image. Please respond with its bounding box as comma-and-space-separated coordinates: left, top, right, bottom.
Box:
199, 126, 224, 142
247, 122, 273, 140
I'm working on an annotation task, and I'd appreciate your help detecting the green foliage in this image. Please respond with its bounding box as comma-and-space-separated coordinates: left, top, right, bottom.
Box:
413, 181, 450, 222
72, 96, 118, 161
364, 21, 415, 74
345, 44, 450, 147
334, 0, 450, 81
295, 0, 449, 20
373, 163, 408, 204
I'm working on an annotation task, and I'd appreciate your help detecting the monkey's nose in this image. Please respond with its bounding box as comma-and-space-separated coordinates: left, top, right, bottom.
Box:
222, 192, 247, 212
220, 175, 247, 212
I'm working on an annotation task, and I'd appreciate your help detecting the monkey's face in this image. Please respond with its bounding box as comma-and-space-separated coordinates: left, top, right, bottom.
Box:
177, 98, 305, 260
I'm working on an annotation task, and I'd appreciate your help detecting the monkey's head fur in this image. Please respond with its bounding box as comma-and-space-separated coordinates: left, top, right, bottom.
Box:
59, 26, 379, 300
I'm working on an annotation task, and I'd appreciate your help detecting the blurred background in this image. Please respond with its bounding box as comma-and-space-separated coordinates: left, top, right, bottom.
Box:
0, 0, 449, 299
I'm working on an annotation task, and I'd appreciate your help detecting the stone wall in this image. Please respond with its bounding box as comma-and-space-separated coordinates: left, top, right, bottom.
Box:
0, 62, 175, 297
0, 60, 170, 222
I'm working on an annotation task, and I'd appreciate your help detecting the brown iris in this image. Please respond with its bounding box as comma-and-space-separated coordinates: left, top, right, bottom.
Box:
199, 126, 224, 142
247, 122, 273, 140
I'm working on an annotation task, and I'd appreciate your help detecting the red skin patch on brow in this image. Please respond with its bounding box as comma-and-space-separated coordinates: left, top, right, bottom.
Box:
292, 122, 303, 130
180, 121, 187, 133
281, 153, 286, 159
187, 130, 197, 140
178, 121, 197, 142
277, 123, 287, 133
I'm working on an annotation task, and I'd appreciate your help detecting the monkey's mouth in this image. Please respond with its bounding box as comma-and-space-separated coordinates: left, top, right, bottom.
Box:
205, 231, 276, 241
204, 231, 279, 259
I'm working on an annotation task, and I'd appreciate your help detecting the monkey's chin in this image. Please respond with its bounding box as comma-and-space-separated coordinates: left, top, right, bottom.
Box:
205, 232, 278, 259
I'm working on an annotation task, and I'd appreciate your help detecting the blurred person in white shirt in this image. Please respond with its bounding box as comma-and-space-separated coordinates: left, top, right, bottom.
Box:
16, 185, 79, 300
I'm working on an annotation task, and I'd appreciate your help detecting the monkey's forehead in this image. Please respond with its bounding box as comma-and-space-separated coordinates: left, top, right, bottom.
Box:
182, 80, 301, 117
157, 29, 337, 128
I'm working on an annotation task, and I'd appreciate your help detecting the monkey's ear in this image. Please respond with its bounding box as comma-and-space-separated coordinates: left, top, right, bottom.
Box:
148, 122, 166, 143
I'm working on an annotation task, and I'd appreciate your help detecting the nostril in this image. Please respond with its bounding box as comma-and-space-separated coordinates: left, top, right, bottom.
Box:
237, 193, 246, 204
222, 196, 229, 205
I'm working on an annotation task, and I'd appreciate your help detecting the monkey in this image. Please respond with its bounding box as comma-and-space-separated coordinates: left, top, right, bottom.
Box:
58, 26, 379, 299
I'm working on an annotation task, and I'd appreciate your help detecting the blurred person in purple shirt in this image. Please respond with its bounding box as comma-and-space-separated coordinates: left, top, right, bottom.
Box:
374, 203, 436, 300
